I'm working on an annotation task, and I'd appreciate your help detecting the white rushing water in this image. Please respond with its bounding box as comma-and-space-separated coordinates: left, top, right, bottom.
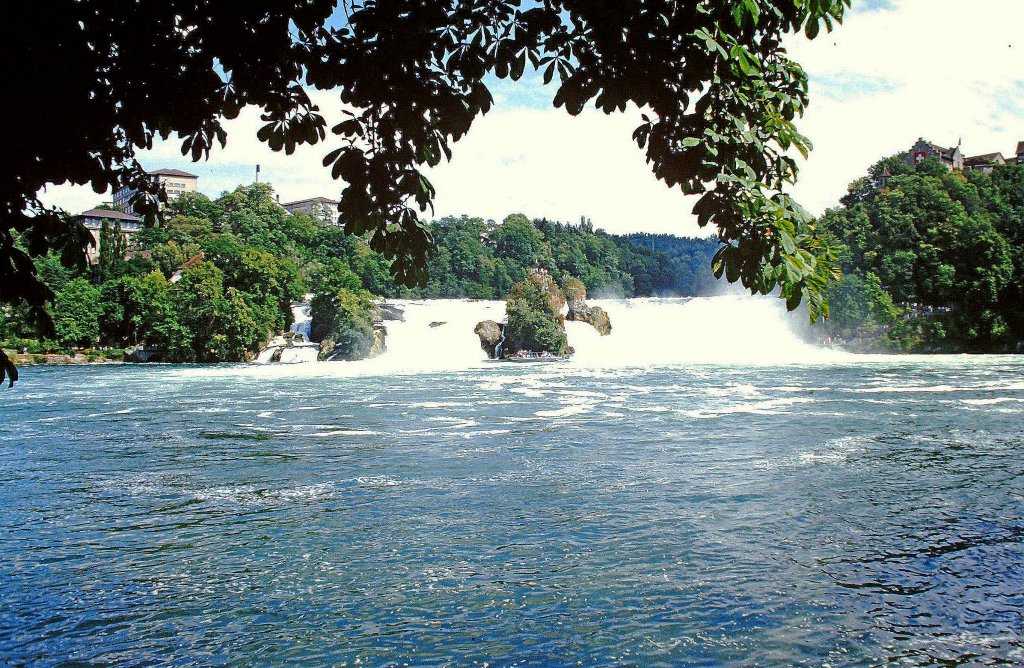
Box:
377, 296, 840, 370
566, 296, 842, 367
238, 295, 846, 378
183, 296, 1024, 383
255, 300, 319, 364
372, 299, 507, 372
289, 302, 313, 342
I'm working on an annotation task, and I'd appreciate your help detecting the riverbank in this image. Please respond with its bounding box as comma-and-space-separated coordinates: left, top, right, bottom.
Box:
2, 348, 126, 366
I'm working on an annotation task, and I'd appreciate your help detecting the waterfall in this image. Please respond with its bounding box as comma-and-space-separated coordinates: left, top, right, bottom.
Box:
256, 298, 319, 364
562, 296, 840, 366
364, 300, 506, 372
277, 346, 319, 364
494, 324, 507, 359
245, 296, 844, 374
289, 302, 313, 343
255, 346, 278, 363
367, 296, 839, 371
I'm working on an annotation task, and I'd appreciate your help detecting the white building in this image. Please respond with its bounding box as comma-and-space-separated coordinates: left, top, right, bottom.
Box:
76, 208, 143, 264
964, 152, 1006, 174
113, 168, 199, 213
904, 138, 964, 171
281, 196, 339, 224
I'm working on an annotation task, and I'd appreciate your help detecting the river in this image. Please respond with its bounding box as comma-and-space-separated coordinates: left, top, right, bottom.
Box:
2, 297, 1022, 665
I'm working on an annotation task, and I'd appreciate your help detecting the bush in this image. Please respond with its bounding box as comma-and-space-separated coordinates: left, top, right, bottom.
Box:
506, 298, 568, 354
310, 287, 376, 360
504, 274, 570, 355
53, 278, 101, 348
562, 275, 587, 302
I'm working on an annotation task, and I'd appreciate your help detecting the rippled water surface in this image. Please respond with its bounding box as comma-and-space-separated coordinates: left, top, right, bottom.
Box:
2, 357, 1024, 665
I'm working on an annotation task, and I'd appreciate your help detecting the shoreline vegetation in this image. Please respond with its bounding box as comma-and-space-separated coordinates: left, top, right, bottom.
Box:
5, 155, 1024, 367
820, 157, 1024, 353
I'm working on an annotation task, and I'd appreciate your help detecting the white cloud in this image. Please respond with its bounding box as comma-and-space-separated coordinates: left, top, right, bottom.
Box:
426, 107, 705, 236
38, 0, 1024, 232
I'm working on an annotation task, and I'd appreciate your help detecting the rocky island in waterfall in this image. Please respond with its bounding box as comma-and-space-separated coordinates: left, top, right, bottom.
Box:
475, 270, 611, 361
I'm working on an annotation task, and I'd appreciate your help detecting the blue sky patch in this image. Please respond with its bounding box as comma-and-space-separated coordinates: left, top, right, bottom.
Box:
810, 72, 898, 102
857, 0, 898, 13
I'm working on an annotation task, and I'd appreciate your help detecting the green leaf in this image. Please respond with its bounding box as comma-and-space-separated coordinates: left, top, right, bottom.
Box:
778, 229, 797, 255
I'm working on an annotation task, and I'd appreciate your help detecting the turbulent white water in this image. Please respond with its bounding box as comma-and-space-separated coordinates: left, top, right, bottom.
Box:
256, 301, 319, 364
373, 300, 507, 372
566, 296, 842, 366
10, 319, 1024, 666
289, 302, 313, 342
339, 296, 839, 372
239, 295, 845, 375
276, 346, 320, 364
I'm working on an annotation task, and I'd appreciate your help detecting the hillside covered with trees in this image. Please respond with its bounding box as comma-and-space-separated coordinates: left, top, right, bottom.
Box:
1, 184, 722, 364
821, 156, 1024, 352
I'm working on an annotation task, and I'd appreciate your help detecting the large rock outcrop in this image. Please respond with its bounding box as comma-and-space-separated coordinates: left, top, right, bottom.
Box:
504, 271, 571, 355
319, 323, 387, 361
311, 288, 380, 361
474, 320, 504, 359
563, 276, 612, 336
368, 324, 387, 358
567, 301, 612, 335
376, 302, 405, 322
477, 272, 618, 361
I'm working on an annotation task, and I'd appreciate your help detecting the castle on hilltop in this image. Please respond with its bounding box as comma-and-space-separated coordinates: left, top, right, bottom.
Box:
903, 138, 1024, 174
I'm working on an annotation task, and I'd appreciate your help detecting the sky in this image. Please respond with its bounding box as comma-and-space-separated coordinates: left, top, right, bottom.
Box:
39, 0, 1024, 238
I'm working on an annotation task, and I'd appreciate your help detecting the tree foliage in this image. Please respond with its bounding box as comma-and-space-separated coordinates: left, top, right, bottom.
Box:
505, 273, 570, 355
823, 157, 1023, 351
98, 220, 127, 281
53, 279, 101, 349
421, 215, 720, 298
6, 178, 729, 370
310, 287, 377, 360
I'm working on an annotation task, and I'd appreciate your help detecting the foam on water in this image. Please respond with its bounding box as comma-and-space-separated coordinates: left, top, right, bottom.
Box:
373, 298, 506, 372
567, 295, 844, 367
255, 300, 319, 363
290, 301, 313, 341
6, 355, 1024, 665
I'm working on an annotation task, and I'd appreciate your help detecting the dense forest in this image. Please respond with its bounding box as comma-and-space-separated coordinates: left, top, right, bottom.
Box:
821, 156, 1024, 352
0, 183, 721, 363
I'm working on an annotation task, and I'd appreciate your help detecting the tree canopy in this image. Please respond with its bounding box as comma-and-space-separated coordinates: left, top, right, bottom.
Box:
3, 0, 850, 378
822, 157, 1024, 352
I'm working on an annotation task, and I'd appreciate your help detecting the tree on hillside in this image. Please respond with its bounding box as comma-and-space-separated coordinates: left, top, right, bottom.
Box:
98, 220, 128, 282
2, 0, 850, 382
824, 156, 1022, 351
493, 214, 549, 270
166, 261, 228, 363
53, 279, 101, 350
